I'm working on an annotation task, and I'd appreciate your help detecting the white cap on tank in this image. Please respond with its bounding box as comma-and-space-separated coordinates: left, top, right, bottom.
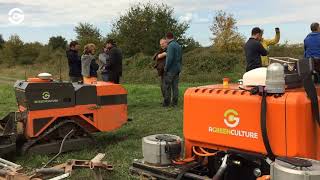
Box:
243, 67, 267, 86
38, 73, 53, 80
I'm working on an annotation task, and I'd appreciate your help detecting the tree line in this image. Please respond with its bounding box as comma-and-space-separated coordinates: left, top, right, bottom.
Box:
0, 2, 303, 67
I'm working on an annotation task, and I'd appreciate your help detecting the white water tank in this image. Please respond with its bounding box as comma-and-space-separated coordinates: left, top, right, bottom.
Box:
142, 134, 182, 166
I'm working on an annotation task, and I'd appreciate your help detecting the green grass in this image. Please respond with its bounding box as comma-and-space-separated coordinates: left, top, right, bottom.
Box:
0, 85, 17, 117
0, 82, 201, 179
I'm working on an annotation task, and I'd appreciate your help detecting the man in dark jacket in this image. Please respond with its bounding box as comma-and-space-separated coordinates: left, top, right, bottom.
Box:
153, 38, 167, 101
304, 22, 320, 82
66, 41, 82, 82
105, 39, 123, 84
163, 32, 182, 107
244, 27, 268, 72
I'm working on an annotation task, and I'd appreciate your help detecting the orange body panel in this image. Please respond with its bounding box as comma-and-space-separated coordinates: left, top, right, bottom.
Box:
96, 105, 127, 131
184, 84, 320, 160
95, 81, 127, 96
285, 90, 320, 159
27, 105, 95, 137
83, 77, 98, 84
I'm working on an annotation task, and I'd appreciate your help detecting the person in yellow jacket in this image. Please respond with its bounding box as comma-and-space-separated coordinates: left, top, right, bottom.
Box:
260, 27, 280, 66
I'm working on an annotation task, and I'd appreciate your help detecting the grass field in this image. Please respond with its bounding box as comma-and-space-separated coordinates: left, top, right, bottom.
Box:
0, 80, 203, 179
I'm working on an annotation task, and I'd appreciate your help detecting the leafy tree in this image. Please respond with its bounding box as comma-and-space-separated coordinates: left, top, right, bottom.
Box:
74, 23, 102, 51
210, 11, 245, 52
0, 34, 5, 49
48, 36, 67, 50
18, 42, 43, 64
1, 34, 24, 65
108, 3, 189, 56
36, 45, 52, 63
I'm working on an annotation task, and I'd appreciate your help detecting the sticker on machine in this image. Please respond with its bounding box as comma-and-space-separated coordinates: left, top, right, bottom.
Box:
208, 109, 258, 139
34, 91, 59, 104
224, 109, 240, 128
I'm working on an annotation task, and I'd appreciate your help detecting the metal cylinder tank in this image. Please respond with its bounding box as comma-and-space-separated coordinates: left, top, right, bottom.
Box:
271, 159, 320, 180
266, 63, 285, 94
142, 134, 182, 166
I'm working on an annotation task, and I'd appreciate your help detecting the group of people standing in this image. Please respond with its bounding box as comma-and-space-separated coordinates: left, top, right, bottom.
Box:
244, 22, 320, 77
66, 32, 183, 107
66, 39, 123, 84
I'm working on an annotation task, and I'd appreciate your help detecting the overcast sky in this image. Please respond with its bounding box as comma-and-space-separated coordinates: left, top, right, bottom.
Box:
0, 0, 319, 46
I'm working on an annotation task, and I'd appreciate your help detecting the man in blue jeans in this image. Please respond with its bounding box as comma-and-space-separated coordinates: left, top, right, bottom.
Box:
304, 22, 320, 82
163, 32, 182, 107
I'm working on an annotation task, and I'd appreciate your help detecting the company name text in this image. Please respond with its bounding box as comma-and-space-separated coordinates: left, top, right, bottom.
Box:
34, 99, 59, 104
209, 126, 258, 139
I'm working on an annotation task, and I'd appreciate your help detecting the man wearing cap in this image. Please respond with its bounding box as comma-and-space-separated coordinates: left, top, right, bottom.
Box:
163, 32, 182, 107
304, 22, 320, 82
244, 27, 268, 72
105, 39, 123, 84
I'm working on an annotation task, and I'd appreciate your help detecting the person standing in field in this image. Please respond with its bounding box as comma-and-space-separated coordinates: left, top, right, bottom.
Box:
81, 43, 99, 84
304, 23, 320, 58
105, 39, 123, 84
98, 46, 110, 82
304, 22, 320, 83
153, 38, 168, 103
163, 32, 182, 107
66, 41, 82, 82
244, 27, 268, 72
260, 27, 280, 66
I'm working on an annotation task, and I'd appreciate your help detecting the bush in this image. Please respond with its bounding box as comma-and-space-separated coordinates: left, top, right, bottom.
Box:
121, 48, 246, 84
122, 54, 157, 83
18, 42, 43, 65
181, 48, 245, 83
36, 46, 52, 63
269, 43, 304, 59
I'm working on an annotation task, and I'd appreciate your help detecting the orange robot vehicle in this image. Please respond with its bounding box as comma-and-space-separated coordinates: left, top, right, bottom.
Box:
0, 74, 127, 155
131, 58, 320, 180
